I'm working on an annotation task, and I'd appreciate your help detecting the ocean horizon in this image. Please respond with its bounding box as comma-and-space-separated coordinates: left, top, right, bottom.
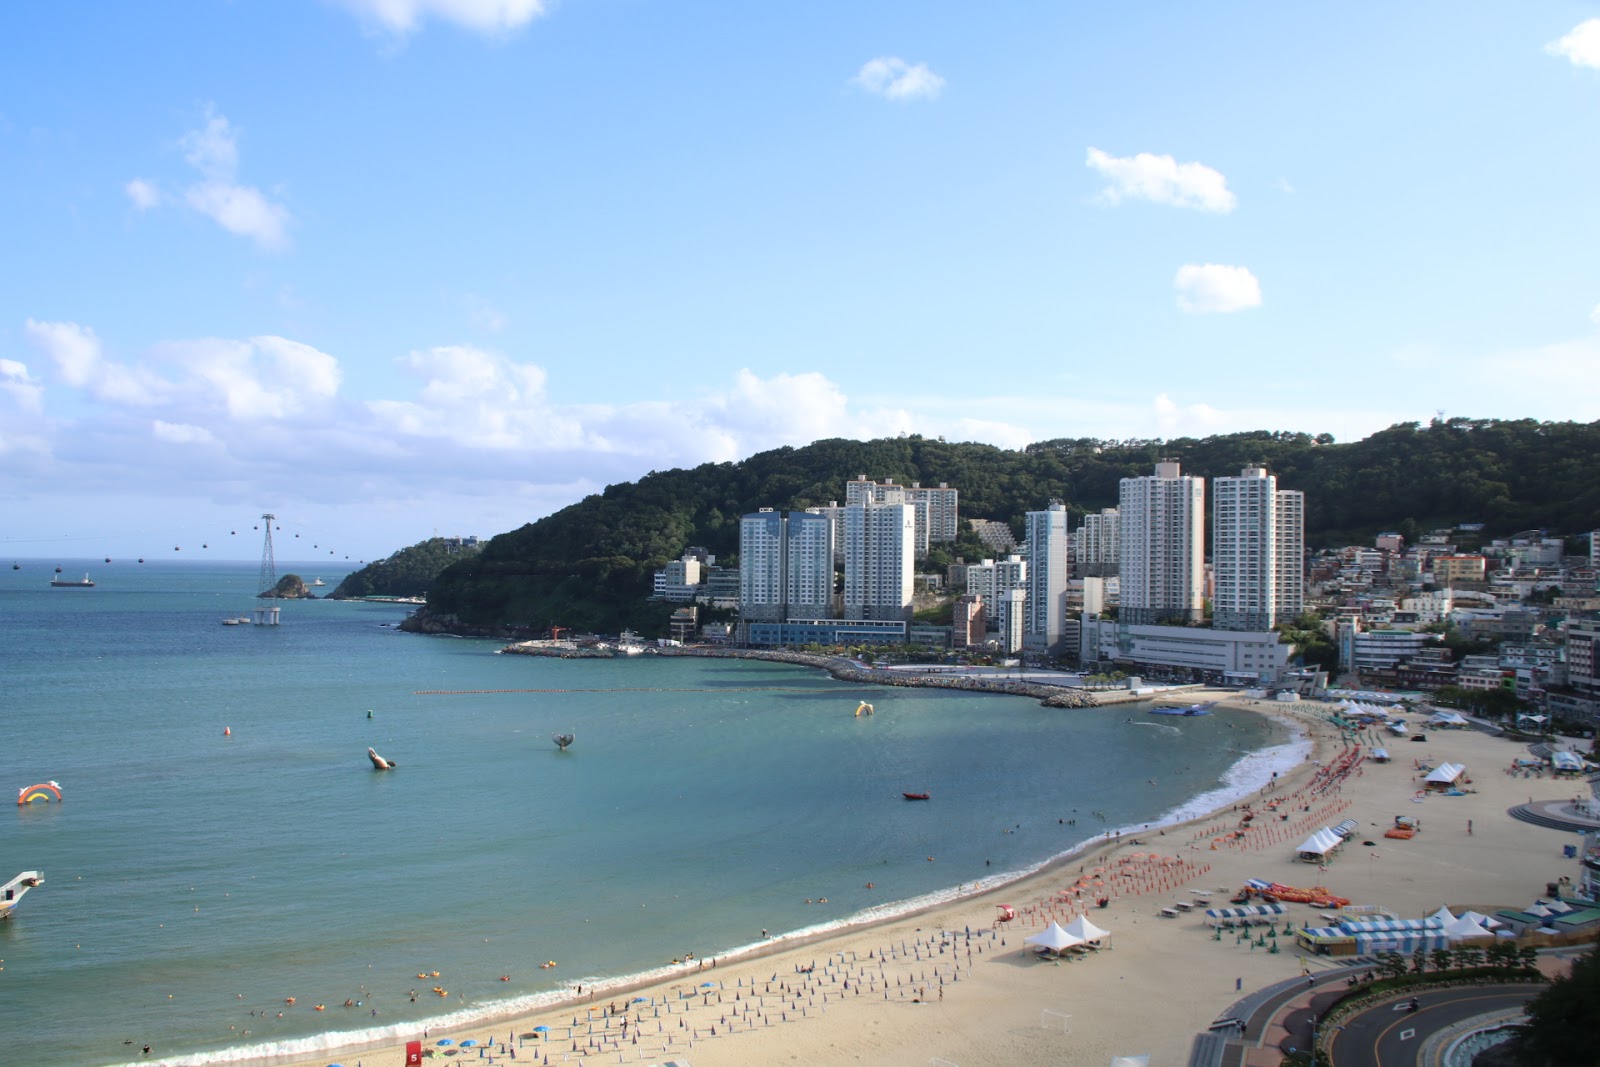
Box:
2, 559, 1300, 1066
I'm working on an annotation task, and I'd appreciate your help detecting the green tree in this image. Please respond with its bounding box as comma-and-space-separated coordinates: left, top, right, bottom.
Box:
1513, 944, 1600, 1066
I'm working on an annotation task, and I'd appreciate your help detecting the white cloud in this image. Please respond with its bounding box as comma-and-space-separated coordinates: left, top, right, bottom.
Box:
1173, 263, 1263, 314
1547, 18, 1600, 69
1152, 393, 1229, 436
152, 420, 220, 446
164, 108, 293, 250
24, 318, 169, 404
335, 0, 547, 35
853, 57, 946, 102
1086, 148, 1236, 213
125, 178, 161, 210
1590, 303, 1600, 328
0, 357, 44, 413
160, 335, 342, 419
185, 182, 292, 249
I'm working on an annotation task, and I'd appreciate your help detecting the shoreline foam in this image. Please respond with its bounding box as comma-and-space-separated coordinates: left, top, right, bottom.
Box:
128, 693, 1320, 1067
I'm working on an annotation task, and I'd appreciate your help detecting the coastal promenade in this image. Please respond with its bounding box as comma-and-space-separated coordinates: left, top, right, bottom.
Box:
502, 641, 1113, 707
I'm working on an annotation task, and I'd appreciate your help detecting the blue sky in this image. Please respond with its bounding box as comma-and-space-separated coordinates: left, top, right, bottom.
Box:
3, 2, 1599, 562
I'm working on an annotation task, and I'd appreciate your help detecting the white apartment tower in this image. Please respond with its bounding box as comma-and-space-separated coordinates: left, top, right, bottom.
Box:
1211, 466, 1305, 631
1118, 460, 1205, 625
1273, 487, 1305, 625
739, 509, 786, 623
739, 508, 836, 623
842, 500, 916, 621
844, 476, 960, 557
1075, 507, 1120, 577
1024, 502, 1070, 654
785, 509, 836, 620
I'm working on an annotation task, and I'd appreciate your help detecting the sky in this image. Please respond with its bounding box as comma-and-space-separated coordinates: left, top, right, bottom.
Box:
3, 2, 1599, 562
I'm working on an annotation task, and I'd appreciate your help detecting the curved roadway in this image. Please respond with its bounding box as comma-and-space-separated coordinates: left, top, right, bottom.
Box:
1324, 983, 1536, 1067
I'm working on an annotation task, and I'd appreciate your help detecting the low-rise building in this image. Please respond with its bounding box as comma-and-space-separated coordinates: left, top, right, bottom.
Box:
1079, 619, 1290, 683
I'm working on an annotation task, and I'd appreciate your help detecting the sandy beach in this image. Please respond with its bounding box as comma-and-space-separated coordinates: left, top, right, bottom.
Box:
269, 696, 1590, 1067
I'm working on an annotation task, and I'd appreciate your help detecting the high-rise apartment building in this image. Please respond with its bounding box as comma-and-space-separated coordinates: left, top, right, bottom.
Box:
1075, 507, 1120, 577
1118, 461, 1205, 625
1211, 466, 1305, 631
842, 500, 915, 621
739, 509, 786, 623
1024, 502, 1070, 654
1274, 487, 1305, 625
843, 476, 960, 556
785, 509, 836, 620
739, 508, 836, 623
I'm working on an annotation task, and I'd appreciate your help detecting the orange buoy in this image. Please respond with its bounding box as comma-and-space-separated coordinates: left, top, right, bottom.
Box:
224, 727, 231, 736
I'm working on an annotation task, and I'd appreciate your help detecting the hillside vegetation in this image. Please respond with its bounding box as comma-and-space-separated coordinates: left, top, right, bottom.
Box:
331, 537, 482, 599
419, 418, 1600, 634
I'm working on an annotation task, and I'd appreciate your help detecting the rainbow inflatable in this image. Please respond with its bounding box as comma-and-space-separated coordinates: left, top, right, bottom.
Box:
17, 781, 62, 806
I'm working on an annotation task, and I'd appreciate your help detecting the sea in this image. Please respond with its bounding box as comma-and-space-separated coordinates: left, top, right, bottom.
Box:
1, 559, 1305, 1066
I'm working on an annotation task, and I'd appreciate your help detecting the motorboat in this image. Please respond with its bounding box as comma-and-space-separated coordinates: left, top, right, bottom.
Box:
902, 792, 931, 801
1151, 701, 1215, 716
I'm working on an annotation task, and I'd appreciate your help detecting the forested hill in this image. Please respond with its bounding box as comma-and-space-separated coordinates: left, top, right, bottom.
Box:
331, 537, 481, 599
419, 418, 1600, 634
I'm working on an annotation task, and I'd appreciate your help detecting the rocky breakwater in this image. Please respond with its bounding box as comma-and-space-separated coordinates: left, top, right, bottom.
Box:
645, 647, 1101, 708
500, 640, 614, 660
398, 607, 540, 640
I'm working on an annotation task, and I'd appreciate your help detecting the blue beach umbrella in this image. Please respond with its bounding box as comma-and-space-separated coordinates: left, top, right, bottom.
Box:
436, 1039, 455, 1046
460, 1040, 478, 1047
532, 1026, 549, 1033
700, 982, 715, 988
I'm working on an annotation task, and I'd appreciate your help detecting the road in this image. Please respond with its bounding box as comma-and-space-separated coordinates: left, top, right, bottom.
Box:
1323, 983, 1536, 1066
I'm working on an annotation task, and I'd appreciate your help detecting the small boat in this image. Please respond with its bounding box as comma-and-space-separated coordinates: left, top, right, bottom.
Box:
902, 792, 931, 801
0, 871, 44, 920
1151, 701, 1215, 716
311, 577, 326, 587
50, 572, 95, 588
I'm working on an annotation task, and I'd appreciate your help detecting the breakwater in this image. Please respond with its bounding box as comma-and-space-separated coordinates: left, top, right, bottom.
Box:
501, 640, 1102, 708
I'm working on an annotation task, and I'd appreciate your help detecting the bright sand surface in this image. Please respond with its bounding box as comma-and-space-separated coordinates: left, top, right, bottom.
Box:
273, 697, 1586, 1067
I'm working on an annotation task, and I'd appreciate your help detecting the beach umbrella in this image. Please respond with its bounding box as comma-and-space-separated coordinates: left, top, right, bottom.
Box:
460, 1039, 479, 1047
531, 1026, 549, 1034
632, 996, 649, 1003
700, 981, 716, 988
437, 1039, 455, 1046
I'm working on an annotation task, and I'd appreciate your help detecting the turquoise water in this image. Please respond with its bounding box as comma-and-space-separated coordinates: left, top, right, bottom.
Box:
1, 560, 1294, 1066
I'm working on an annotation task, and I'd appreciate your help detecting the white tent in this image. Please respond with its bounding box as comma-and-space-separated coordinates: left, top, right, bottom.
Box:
1424, 762, 1466, 786
1429, 905, 1457, 924
1296, 827, 1343, 859
1062, 914, 1112, 944
1544, 899, 1573, 914
1459, 909, 1501, 930
1525, 903, 1553, 917
1551, 751, 1584, 772
1428, 710, 1469, 728
1444, 914, 1495, 941
1025, 921, 1084, 954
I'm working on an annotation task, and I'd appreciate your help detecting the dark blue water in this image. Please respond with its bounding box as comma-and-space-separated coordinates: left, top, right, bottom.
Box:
0, 559, 1291, 1065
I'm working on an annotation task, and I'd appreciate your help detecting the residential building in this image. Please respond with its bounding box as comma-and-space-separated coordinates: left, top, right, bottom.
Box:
952, 594, 986, 649
842, 499, 915, 621
844, 476, 934, 559
1000, 588, 1027, 654
739, 510, 786, 622
1075, 508, 1120, 577
1212, 467, 1276, 631
1118, 460, 1204, 625
969, 518, 1018, 555
1023, 502, 1071, 655
966, 556, 1027, 636
1433, 555, 1487, 586
738, 508, 836, 623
